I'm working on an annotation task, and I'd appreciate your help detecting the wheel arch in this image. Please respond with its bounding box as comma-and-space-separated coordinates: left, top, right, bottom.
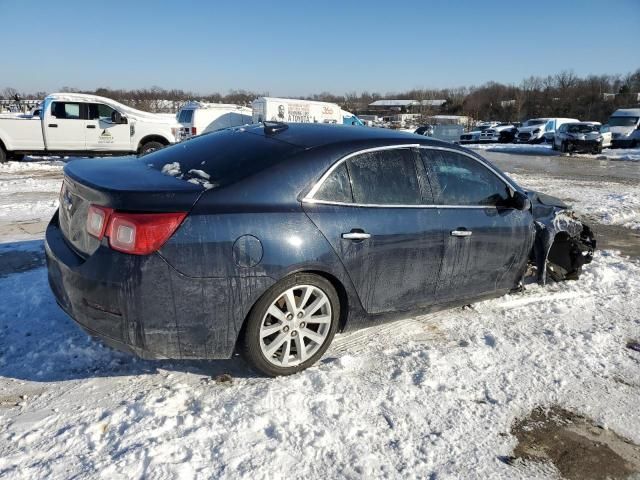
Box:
137, 134, 170, 152
234, 267, 353, 353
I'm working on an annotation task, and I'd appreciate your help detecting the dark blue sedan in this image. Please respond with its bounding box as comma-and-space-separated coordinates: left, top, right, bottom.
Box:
45, 123, 595, 376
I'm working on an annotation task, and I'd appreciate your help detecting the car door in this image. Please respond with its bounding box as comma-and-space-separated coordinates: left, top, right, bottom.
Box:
420, 148, 534, 303
302, 146, 444, 315
46, 101, 86, 150
85, 103, 132, 151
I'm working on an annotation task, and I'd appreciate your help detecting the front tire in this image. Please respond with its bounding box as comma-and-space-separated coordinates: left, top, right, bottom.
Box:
240, 273, 340, 376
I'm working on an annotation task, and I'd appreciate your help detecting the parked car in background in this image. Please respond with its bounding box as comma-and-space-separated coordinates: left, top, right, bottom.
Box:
414, 124, 434, 136
479, 123, 517, 143
516, 118, 579, 144
607, 108, 640, 148
552, 122, 611, 153
0, 93, 179, 163
176, 101, 252, 140
46, 123, 595, 376
459, 124, 493, 143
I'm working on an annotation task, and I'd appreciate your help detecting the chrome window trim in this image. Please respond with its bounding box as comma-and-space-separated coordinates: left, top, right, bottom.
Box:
301, 144, 518, 208
302, 198, 497, 209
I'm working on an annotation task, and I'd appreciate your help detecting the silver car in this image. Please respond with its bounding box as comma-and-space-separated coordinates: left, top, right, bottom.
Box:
552, 122, 611, 154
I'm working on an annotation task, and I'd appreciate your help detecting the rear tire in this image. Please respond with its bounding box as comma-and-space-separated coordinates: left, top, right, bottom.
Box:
240, 273, 340, 377
139, 141, 165, 156
0, 148, 6, 164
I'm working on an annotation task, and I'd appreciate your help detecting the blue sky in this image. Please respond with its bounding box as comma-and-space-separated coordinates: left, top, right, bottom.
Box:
1, 0, 638, 96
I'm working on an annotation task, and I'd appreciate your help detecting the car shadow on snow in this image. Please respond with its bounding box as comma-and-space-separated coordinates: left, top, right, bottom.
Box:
0, 240, 257, 383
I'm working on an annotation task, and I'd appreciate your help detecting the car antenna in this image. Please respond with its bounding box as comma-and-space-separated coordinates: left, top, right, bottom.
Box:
263, 121, 289, 135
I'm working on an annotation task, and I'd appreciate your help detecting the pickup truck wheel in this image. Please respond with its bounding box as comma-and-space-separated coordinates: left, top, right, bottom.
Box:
0, 148, 6, 164
140, 141, 164, 155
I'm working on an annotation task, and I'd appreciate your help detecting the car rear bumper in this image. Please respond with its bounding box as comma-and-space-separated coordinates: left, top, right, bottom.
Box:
45, 211, 274, 360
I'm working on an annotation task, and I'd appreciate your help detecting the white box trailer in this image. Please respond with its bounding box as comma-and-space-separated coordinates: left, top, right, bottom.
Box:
252, 97, 363, 125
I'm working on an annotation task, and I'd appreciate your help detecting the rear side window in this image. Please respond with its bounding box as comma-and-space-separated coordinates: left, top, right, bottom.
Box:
346, 149, 421, 205
178, 109, 194, 123
422, 150, 510, 207
51, 102, 82, 119
314, 163, 353, 203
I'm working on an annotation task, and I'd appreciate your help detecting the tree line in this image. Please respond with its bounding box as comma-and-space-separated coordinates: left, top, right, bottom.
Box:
2, 68, 638, 122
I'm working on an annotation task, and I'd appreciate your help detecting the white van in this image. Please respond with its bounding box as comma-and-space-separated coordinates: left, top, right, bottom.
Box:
176, 101, 252, 140
607, 108, 640, 148
515, 117, 579, 143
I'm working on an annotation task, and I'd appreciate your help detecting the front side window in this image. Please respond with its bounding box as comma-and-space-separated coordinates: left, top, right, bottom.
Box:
346, 149, 421, 205
423, 150, 510, 207
51, 102, 81, 119
87, 103, 116, 121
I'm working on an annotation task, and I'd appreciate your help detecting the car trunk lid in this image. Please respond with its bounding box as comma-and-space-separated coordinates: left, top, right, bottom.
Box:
59, 157, 204, 257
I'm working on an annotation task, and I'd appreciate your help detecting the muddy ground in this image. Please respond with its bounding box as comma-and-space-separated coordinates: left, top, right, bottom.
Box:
510, 406, 640, 479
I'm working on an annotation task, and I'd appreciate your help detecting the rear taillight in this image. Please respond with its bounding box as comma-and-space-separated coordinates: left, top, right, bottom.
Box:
86, 205, 186, 255
86, 205, 113, 239
191, 126, 197, 136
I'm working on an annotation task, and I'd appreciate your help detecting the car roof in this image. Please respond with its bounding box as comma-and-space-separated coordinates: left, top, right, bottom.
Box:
240, 123, 451, 149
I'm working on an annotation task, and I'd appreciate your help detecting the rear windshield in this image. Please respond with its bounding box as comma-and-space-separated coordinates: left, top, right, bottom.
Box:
144, 128, 302, 189
608, 116, 639, 127
178, 109, 194, 123
524, 119, 547, 126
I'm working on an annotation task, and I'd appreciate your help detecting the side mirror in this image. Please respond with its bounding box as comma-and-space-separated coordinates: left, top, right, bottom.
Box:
111, 111, 126, 124
511, 190, 531, 211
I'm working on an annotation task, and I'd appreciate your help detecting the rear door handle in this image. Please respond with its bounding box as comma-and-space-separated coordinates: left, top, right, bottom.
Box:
451, 229, 472, 237
342, 231, 371, 240
86, 125, 96, 129
48, 124, 58, 128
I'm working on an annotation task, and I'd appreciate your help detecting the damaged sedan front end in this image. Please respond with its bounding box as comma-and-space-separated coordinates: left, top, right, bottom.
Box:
528, 191, 596, 284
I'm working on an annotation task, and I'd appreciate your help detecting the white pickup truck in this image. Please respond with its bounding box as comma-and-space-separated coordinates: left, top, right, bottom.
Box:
0, 93, 179, 162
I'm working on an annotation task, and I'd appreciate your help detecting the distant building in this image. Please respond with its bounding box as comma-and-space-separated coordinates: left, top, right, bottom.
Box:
368, 99, 446, 114
426, 114, 470, 126
500, 99, 516, 107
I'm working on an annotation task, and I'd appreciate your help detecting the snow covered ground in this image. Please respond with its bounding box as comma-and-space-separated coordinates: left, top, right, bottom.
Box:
508, 173, 640, 230
469, 143, 640, 162
1, 157, 639, 479
0, 159, 62, 223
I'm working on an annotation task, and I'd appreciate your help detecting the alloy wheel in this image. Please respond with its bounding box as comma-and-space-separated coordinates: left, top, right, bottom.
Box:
259, 284, 332, 367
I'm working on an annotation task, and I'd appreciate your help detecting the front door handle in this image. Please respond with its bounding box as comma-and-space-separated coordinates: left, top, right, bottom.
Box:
451, 229, 472, 237
86, 125, 96, 129
342, 231, 371, 240
48, 124, 58, 128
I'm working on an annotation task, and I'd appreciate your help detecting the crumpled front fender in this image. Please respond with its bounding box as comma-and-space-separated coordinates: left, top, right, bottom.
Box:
528, 191, 596, 284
